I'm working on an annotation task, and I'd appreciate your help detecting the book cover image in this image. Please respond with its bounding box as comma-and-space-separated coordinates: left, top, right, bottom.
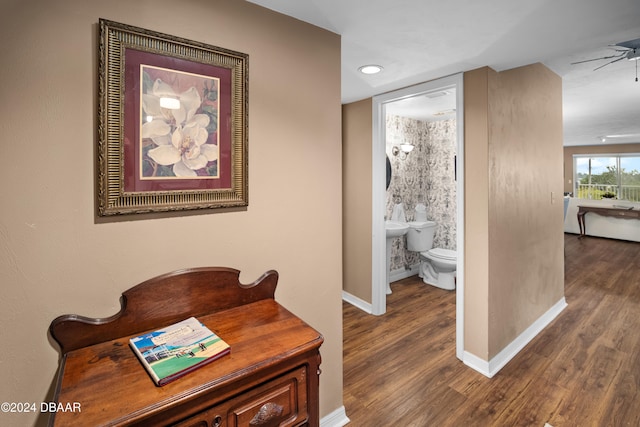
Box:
129, 317, 230, 386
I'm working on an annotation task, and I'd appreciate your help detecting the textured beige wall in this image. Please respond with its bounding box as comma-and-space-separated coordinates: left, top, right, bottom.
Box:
342, 99, 373, 302
463, 68, 491, 359
464, 64, 565, 360
563, 143, 640, 193
0, 1, 343, 425
487, 63, 565, 358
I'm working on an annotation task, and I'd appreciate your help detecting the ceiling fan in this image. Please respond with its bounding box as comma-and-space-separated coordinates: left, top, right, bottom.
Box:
571, 38, 640, 80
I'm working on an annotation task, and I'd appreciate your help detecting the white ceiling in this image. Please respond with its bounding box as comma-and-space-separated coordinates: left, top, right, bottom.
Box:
247, 0, 640, 146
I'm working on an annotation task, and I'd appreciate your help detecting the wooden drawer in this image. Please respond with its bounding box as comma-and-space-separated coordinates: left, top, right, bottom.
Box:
175, 365, 309, 427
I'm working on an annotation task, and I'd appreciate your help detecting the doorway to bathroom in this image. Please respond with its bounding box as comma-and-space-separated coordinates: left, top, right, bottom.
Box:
371, 73, 464, 360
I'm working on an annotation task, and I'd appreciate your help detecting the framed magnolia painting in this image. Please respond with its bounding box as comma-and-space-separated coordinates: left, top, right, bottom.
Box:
97, 19, 248, 216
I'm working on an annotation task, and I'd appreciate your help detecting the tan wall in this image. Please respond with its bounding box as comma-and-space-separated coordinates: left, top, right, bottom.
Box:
486, 63, 565, 358
563, 143, 640, 193
464, 64, 564, 361
463, 68, 491, 359
464, 65, 565, 360
0, 1, 343, 425
342, 99, 373, 302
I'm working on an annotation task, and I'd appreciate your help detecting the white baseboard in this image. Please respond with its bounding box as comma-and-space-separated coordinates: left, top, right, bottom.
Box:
463, 297, 568, 378
342, 291, 372, 314
320, 405, 350, 427
343, 267, 418, 314
389, 265, 419, 282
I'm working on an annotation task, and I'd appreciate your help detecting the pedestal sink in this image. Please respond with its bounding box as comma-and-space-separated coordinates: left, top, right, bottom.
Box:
385, 220, 409, 294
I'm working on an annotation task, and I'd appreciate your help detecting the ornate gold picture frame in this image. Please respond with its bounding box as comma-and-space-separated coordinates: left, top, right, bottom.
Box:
98, 19, 248, 216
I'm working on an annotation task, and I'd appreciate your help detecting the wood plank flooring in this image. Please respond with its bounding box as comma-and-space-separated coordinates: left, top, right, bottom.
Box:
343, 234, 640, 426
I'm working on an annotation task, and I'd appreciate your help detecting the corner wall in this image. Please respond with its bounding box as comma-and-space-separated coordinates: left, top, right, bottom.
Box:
342, 99, 373, 303
464, 64, 565, 362
0, 1, 343, 425
463, 68, 491, 359
487, 63, 565, 358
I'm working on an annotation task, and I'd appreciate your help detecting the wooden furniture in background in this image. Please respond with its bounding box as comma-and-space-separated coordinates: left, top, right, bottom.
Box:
577, 205, 640, 237
49, 267, 323, 426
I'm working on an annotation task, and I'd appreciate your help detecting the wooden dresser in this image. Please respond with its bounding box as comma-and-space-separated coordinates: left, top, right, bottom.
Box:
48, 268, 323, 426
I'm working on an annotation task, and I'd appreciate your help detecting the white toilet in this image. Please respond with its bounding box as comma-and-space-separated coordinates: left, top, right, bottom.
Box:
406, 205, 457, 290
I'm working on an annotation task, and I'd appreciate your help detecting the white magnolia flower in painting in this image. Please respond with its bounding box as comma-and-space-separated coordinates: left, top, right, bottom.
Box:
149, 119, 219, 177
142, 78, 218, 177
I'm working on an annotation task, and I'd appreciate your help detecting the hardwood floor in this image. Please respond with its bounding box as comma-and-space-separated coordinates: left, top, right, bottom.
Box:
343, 234, 640, 426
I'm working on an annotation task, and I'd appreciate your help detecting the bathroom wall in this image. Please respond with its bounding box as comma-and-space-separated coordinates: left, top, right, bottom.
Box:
386, 115, 457, 271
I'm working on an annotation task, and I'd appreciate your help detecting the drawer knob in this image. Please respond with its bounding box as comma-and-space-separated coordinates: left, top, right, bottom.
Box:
249, 402, 283, 426
212, 415, 222, 427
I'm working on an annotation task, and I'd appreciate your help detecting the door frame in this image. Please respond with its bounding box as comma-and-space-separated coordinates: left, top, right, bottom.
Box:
371, 73, 465, 360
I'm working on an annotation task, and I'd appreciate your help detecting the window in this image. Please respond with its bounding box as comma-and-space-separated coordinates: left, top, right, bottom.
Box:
574, 154, 640, 201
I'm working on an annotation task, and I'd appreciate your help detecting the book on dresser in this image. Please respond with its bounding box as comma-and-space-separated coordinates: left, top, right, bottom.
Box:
129, 316, 230, 386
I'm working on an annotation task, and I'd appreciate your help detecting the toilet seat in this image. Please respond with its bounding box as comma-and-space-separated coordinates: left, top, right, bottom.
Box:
426, 248, 456, 261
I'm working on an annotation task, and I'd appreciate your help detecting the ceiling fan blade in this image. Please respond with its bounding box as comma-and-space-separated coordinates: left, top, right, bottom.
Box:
593, 56, 626, 71
571, 52, 626, 65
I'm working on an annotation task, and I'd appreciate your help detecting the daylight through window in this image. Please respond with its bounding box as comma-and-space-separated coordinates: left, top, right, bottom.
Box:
574, 154, 640, 201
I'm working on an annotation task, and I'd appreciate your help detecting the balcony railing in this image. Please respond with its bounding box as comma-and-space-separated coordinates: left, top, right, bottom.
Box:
576, 183, 640, 202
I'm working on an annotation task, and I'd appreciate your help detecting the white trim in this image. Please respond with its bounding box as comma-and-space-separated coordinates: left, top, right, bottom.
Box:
461, 351, 493, 377
454, 73, 465, 361
372, 99, 387, 315
320, 405, 350, 427
371, 74, 465, 357
342, 291, 373, 314
462, 297, 568, 378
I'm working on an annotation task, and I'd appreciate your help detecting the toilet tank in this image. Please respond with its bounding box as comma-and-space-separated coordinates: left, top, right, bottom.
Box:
414, 203, 427, 222
406, 221, 436, 252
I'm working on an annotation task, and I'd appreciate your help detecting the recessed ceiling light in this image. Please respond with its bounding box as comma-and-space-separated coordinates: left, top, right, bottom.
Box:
597, 134, 640, 143
433, 109, 456, 116
605, 133, 640, 138
358, 65, 383, 75
425, 91, 450, 99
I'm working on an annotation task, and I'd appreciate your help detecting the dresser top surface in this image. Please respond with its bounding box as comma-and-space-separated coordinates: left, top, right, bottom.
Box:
53, 299, 323, 426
